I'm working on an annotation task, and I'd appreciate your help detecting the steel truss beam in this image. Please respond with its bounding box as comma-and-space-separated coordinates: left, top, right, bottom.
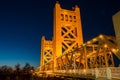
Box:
40, 35, 120, 71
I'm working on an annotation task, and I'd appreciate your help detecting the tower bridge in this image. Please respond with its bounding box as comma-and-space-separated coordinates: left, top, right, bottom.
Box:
35, 2, 120, 80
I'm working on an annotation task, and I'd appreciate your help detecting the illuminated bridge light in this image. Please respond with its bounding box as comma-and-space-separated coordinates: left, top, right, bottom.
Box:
87, 41, 91, 44
73, 54, 75, 57
113, 48, 119, 53
112, 48, 116, 52
104, 44, 108, 48
99, 35, 104, 38
117, 48, 119, 52
69, 70, 72, 73
83, 43, 86, 46
93, 38, 97, 42
83, 69, 86, 74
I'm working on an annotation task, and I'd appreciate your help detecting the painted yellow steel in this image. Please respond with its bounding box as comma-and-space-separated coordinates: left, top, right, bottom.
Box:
53, 2, 83, 68
40, 2, 83, 68
39, 2, 120, 72
40, 36, 53, 66
41, 35, 119, 71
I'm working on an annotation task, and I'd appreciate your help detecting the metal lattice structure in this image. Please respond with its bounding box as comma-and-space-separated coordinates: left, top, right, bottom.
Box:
40, 36, 53, 66
53, 2, 83, 63
38, 2, 120, 79
40, 34, 120, 71
40, 2, 83, 68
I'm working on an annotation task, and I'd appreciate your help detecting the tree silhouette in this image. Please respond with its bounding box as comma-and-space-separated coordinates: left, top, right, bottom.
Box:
0, 63, 35, 80
0, 65, 13, 74
23, 63, 34, 74
7, 67, 13, 74
14, 64, 21, 74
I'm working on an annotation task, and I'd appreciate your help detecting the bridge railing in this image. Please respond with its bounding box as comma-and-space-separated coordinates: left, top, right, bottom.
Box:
54, 69, 95, 76
95, 67, 120, 79
36, 67, 120, 79
109, 67, 120, 79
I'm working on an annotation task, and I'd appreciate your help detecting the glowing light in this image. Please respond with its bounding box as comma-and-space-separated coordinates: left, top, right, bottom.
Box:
112, 48, 119, 53
69, 70, 72, 73
87, 41, 91, 44
104, 44, 107, 48
99, 35, 103, 38
83, 44, 86, 46
83, 69, 86, 74
117, 48, 119, 52
112, 48, 116, 52
93, 38, 97, 41
73, 54, 75, 57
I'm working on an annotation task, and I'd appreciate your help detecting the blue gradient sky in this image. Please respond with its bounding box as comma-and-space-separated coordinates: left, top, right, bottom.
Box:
0, 0, 120, 68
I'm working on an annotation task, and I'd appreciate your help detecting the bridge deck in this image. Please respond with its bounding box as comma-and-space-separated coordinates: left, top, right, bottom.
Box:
35, 67, 120, 80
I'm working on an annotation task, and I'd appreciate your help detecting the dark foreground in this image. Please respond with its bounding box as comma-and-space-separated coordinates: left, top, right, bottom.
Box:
0, 74, 94, 80
0, 74, 32, 80
0, 64, 94, 80
36, 77, 94, 80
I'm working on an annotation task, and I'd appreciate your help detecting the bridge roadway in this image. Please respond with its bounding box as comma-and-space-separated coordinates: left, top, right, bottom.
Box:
34, 67, 120, 80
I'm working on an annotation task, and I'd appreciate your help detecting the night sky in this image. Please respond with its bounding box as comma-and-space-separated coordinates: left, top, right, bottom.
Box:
0, 0, 120, 68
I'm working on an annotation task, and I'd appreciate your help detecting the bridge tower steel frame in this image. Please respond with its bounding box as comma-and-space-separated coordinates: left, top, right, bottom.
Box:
40, 36, 53, 67
53, 2, 83, 69
39, 2, 120, 72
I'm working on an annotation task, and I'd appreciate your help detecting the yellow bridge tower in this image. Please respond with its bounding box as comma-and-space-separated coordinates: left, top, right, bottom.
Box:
53, 2, 83, 68
40, 2, 83, 69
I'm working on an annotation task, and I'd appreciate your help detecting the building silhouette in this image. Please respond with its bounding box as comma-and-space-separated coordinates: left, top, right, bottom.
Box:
112, 11, 120, 54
